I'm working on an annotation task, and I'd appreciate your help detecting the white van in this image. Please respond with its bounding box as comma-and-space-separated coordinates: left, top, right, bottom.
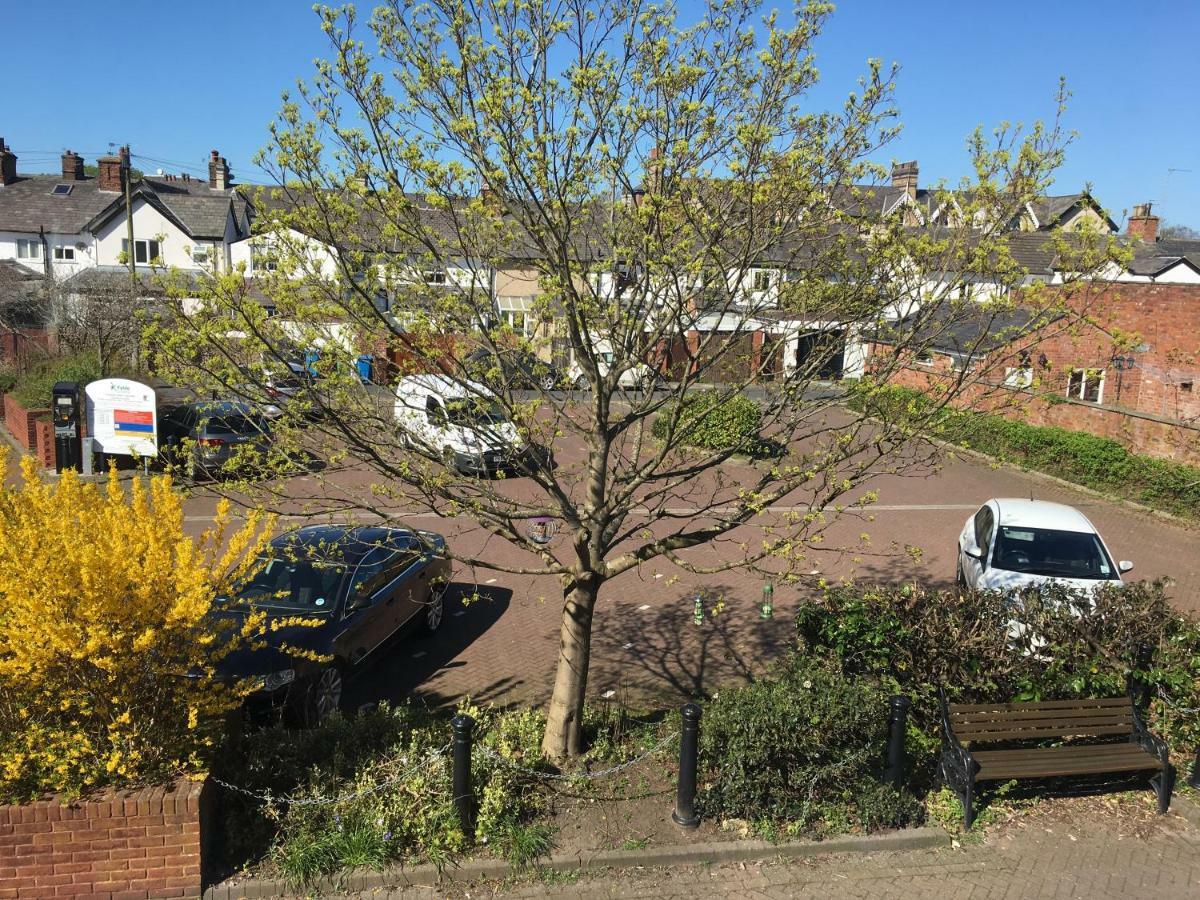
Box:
394, 375, 527, 475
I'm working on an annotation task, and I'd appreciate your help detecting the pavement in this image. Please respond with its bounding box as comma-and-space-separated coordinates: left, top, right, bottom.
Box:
357, 799, 1200, 899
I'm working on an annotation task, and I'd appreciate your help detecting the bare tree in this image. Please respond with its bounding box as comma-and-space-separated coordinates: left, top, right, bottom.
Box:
149, 0, 1123, 758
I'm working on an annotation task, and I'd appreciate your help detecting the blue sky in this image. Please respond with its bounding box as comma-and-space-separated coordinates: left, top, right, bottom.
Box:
3, 0, 1196, 229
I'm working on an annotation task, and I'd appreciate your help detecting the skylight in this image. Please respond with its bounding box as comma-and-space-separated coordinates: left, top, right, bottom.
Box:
51, 184, 73, 196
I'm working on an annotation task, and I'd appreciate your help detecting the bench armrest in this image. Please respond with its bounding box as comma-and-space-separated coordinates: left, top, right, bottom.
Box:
939, 688, 975, 778
1128, 693, 1170, 765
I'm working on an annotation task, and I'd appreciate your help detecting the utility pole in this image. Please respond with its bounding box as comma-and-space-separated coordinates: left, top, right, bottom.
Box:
123, 145, 136, 286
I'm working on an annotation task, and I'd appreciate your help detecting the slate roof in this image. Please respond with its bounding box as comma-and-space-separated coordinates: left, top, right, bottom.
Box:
0, 172, 239, 239
876, 303, 1057, 358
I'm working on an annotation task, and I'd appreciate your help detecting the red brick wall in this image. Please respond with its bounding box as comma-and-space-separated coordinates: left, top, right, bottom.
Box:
33, 420, 55, 470
3, 393, 49, 453
883, 362, 1200, 466
0, 778, 210, 900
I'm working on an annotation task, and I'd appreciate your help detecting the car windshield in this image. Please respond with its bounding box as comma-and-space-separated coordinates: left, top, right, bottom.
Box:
445, 398, 508, 426
222, 555, 347, 614
991, 526, 1116, 580
203, 414, 266, 436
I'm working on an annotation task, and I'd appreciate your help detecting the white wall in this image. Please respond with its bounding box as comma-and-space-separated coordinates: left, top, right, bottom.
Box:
92, 198, 196, 270
230, 227, 340, 279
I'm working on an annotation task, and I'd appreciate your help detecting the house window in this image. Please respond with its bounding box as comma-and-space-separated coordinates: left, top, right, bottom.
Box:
1067, 368, 1104, 403
371, 290, 390, 313
53, 246, 76, 261
496, 296, 536, 338
751, 269, 775, 292
1004, 367, 1033, 388
915, 352, 935, 367
122, 239, 161, 265
423, 270, 447, 285
250, 244, 278, 272
191, 244, 210, 265
16, 239, 41, 259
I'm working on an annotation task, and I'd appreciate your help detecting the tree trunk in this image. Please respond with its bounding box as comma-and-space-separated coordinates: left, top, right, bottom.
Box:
542, 577, 600, 759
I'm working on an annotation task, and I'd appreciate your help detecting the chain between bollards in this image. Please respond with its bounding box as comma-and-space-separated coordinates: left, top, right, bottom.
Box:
451, 714, 475, 837
884, 694, 911, 790
672, 703, 702, 828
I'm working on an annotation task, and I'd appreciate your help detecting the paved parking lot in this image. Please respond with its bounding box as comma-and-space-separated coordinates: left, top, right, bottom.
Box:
179, 433, 1200, 710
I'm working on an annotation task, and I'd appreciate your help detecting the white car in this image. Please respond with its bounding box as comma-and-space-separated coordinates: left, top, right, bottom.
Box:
956, 498, 1133, 593
566, 341, 654, 391
394, 375, 527, 476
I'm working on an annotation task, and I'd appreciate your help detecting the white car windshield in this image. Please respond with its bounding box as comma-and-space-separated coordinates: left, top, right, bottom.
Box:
446, 398, 508, 426
991, 526, 1116, 580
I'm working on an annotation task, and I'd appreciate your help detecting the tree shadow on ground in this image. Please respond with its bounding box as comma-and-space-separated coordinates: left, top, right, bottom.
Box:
342, 582, 516, 712
588, 585, 797, 706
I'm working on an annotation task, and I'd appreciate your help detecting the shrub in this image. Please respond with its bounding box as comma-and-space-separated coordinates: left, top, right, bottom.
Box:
695, 656, 922, 835
651, 391, 764, 452
0, 457, 272, 801
797, 580, 1200, 753
214, 702, 551, 884
10, 352, 102, 409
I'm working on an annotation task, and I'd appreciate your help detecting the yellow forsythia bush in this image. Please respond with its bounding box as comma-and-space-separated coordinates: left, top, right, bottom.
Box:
0, 456, 273, 801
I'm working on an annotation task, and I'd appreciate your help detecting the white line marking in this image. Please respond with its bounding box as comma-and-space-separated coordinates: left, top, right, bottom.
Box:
623, 643, 634, 650
638, 604, 651, 611
654, 573, 663, 579
484, 578, 497, 584
453, 610, 467, 617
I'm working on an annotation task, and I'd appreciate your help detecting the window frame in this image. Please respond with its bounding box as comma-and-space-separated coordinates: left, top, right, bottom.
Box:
750, 268, 776, 292
122, 238, 162, 265
53, 245, 76, 262
1067, 368, 1105, 404
16, 239, 41, 259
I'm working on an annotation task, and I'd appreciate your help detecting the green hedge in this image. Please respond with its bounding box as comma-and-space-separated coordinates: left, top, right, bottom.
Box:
854, 384, 1200, 522
651, 391, 764, 452
10, 354, 102, 409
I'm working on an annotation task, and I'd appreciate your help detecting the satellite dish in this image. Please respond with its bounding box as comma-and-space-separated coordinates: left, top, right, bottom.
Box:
156, 168, 164, 176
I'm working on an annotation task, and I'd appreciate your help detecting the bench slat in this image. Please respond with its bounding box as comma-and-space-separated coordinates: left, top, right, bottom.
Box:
952, 707, 1132, 725
949, 697, 1127, 714
958, 723, 1134, 742
955, 713, 1132, 735
974, 744, 1158, 781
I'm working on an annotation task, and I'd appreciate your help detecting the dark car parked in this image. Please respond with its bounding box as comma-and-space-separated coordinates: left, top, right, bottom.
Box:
464, 346, 562, 391
158, 400, 272, 479
213, 524, 452, 725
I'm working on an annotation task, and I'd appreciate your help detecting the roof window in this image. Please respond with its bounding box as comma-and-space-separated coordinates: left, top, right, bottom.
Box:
51, 184, 73, 196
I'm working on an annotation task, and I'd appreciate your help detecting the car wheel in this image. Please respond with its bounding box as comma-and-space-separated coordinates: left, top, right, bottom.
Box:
573, 375, 587, 391
955, 558, 967, 591
299, 666, 344, 727
539, 374, 557, 391
424, 583, 446, 633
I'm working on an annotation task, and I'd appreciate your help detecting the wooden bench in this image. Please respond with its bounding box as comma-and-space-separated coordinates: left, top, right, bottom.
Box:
939, 692, 1174, 826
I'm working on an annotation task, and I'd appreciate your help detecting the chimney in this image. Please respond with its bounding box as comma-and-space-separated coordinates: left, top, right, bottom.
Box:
96, 147, 128, 193
630, 187, 646, 208
60, 149, 84, 181
1127, 202, 1159, 243
891, 160, 918, 200
0, 138, 16, 186
208, 149, 230, 190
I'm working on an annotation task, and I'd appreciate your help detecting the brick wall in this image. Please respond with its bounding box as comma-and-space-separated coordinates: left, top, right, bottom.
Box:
33, 420, 55, 469
0, 777, 210, 900
2, 393, 49, 453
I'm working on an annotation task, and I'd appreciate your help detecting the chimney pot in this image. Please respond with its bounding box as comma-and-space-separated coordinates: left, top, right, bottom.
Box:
1127, 202, 1159, 243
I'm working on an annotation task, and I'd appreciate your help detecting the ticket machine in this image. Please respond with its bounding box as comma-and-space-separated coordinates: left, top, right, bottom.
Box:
51, 381, 82, 473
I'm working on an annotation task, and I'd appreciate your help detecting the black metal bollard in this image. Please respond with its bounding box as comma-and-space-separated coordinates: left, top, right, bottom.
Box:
672, 703, 702, 828
451, 714, 475, 837
884, 695, 911, 790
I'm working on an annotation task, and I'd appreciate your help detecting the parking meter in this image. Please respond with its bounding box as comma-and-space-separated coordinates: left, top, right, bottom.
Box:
51, 381, 82, 473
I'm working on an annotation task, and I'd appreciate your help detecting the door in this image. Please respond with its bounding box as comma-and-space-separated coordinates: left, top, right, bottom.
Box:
337, 547, 403, 664
795, 331, 845, 380
962, 504, 995, 588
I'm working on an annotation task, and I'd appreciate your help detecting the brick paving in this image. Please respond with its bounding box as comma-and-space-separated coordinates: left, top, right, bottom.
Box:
364, 808, 1200, 899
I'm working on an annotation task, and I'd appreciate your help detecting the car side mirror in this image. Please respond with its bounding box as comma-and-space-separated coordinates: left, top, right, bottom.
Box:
963, 543, 983, 561
1118, 560, 1134, 574
346, 591, 372, 613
